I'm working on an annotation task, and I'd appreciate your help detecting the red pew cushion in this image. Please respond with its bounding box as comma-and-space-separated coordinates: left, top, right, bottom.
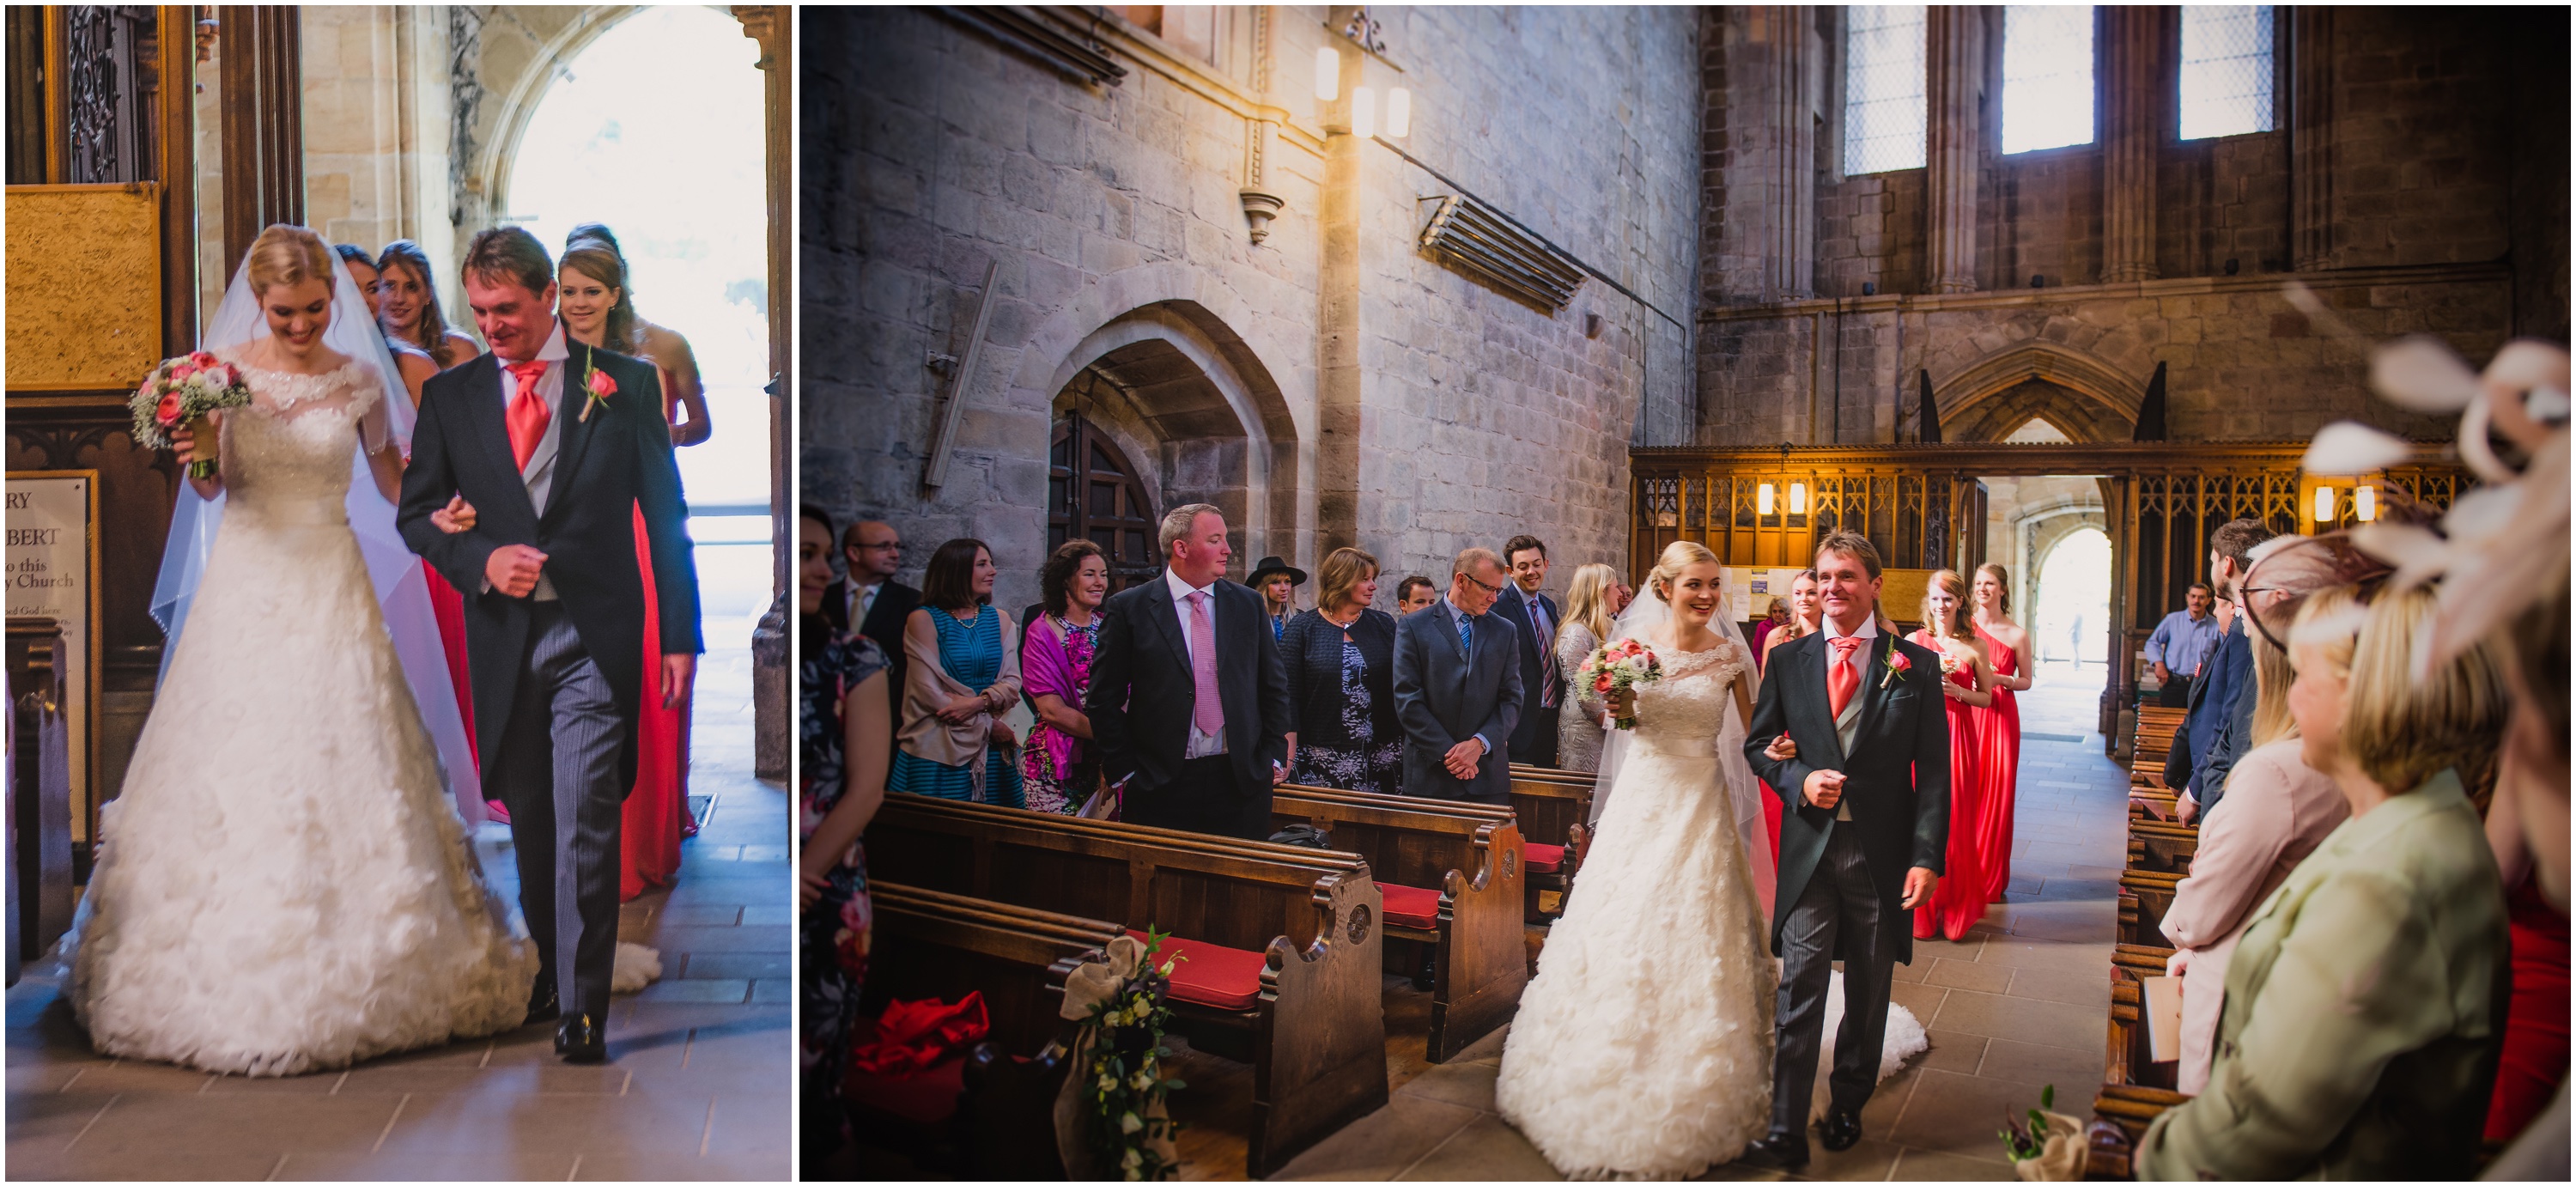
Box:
1524, 842, 1564, 873
1126, 930, 1267, 1012
1376, 882, 1441, 931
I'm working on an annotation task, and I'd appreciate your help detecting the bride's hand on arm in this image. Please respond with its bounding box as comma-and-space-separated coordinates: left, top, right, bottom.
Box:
430, 495, 477, 534
1764, 733, 1797, 762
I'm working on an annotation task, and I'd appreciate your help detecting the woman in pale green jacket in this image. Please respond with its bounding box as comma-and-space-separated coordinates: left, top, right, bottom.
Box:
2139, 581, 2512, 1181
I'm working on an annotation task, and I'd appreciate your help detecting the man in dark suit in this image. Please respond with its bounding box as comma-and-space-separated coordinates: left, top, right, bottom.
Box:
2178, 518, 2274, 823
1392, 548, 1525, 804
820, 518, 916, 729
1496, 534, 1563, 768
398, 227, 702, 1064
1085, 504, 1291, 840
1741, 532, 1947, 1167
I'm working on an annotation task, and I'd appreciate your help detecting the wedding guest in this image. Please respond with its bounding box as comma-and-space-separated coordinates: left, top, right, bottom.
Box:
563, 225, 712, 447
557, 245, 693, 893
2178, 518, 2276, 822
824, 520, 917, 731
333, 244, 440, 404
1392, 547, 1523, 804
2137, 581, 2510, 1180
1394, 575, 1438, 617
1022, 540, 1109, 815
1551, 563, 1620, 774
2161, 629, 2344, 1094
1610, 578, 1635, 616
1085, 504, 1291, 840
375, 240, 481, 368
2144, 584, 2221, 709
1759, 569, 1822, 673
1248, 555, 1305, 642
1970, 563, 2032, 903
1905, 569, 1995, 942
1498, 535, 1563, 767
888, 538, 1024, 807
1750, 597, 1790, 668
1281, 547, 1401, 795
796, 506, 888, 1165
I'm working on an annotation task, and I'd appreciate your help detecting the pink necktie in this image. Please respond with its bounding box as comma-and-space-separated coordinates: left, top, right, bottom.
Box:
1188, 590, 1223, 736
1828, 636, 1862, 718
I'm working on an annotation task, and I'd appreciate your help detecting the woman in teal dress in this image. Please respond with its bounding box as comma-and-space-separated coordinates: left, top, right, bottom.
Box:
887, 538, 1024, 807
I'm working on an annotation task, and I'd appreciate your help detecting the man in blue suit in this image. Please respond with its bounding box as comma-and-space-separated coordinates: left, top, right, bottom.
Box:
1495, 535, 1564, 768
1392, 547, 1524, 804
2178, 518, 2275, 823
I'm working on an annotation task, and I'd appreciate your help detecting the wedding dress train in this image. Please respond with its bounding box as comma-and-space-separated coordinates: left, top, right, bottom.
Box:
64, 356, 537, 1076
1497, 637, 1923, 1179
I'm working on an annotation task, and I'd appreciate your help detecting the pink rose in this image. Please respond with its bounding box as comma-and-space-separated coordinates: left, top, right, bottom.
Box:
586, 369, 617, 398
1886, 648, 1911, 673
1594, 673, 1614, 694
170, 361, 197, 381
190, 351, 217, 367
155, 392, 183, 427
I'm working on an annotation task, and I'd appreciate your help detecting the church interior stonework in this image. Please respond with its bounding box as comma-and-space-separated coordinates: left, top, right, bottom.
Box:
807, 4, 2570, 1183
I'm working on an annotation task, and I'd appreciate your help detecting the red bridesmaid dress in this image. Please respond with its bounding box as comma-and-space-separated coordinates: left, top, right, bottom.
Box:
426, 562, 482, 797
1974, 629, 2022, 903
1909, 631, 1985, 942
622, 502, 690, 900
2487, 873, 2572, 1143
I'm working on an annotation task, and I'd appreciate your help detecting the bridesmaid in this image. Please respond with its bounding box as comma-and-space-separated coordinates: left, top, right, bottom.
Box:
1971, 563, 2034, 903
888, 539, 1024, 806
559, 240, 692, 897
565, 224, 714, 447
1907, 569, 1996, 942
1755, 569, 1821, 859
375, 240, 482, 368
1022, 540, 1109, 814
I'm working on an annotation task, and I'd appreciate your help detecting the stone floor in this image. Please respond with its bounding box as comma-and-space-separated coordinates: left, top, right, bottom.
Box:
4, 631, 792, 1182
1263, 663, 2129, 1182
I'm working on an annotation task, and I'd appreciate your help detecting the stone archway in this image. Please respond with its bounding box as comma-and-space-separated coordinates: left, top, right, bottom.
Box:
1036, 295, 1301, 581
1934, 343, 2144, 444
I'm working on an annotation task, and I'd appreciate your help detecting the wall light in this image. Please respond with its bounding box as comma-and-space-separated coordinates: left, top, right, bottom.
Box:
1314, 45, 1340, 101
1351, 86, 1376, 138
1758, 483, 1777, 516
1385, 87, 1412, 138
2354, 485, 2376, 522
1789, 482, 1807, 514
2312, 485, 2336, 524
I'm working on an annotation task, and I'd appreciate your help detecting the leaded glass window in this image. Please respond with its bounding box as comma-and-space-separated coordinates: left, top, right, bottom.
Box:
2180, 5, 2275, 139
2001, 5, 2096, 154
1844, 5, 1928, 175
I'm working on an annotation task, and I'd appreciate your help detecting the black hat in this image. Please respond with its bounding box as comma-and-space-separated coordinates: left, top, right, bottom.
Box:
1246, 556, 1307, 587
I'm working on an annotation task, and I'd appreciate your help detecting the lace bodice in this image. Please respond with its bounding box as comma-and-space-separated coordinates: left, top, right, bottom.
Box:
1630, 638, 1747, 753
215, 353, 387, 524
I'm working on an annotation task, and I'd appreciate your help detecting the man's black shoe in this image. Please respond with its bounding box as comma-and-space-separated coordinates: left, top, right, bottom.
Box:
525, 980, 560, 1026
556, 1013, 605, 1064
1736, 1132, 1810, 1169
1819, 1107, 1863, 1153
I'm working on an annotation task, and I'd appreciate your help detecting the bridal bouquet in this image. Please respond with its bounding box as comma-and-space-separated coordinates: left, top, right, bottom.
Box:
1578, 637, 1664, 730
130, 352, 252, 479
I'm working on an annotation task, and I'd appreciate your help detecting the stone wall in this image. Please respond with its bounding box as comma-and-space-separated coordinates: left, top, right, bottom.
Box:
805, 5, 1701, 611
1701, 5, 2566, 449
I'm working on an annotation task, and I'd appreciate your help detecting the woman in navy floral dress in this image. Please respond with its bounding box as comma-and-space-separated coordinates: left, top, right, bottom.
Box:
799, 508, 890, 1162
1282, 548, 1403, 794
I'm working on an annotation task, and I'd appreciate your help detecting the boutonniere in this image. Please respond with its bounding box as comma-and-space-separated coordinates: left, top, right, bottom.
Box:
1879, 636, 1911, 690
578, 359, 617, 423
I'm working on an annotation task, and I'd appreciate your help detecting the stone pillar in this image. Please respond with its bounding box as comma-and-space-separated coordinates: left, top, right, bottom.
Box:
2289, 7, 2334, 271
1703, 7, 1819, 303
1313, 39, 1365, 555
1758, 6, 1818, 301
1925, 6, 1981, 294
216, 4, 301, 279
2099, 7, 2165, 283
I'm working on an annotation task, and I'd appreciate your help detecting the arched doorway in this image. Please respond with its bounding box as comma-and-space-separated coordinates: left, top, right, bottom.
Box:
501, 4, 771, 629
2035, 526, 2112, 668
1050, 411, 1162, 591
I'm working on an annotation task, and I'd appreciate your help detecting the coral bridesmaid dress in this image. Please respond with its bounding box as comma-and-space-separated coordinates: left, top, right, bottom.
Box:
1974, 629, 2022, 903
1909, 631, 1985, 943
622, 502, 690, 900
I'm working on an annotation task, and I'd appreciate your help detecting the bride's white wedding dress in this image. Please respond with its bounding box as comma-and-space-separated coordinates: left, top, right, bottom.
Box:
1496, 634, 1925, 1179
64, 354, 537, 1076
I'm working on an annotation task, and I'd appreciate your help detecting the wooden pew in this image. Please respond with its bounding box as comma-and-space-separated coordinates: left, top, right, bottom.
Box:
1271, 784, 1527, 1063
864, 796, 1388, 1177
2093, 962, 2188, 1147
2130, 707, 2189, 791
850, 882, 1122, 1178
2127, 820, 2198, 875
1509, 764, 1595, 921
2117, 869, 2182, 946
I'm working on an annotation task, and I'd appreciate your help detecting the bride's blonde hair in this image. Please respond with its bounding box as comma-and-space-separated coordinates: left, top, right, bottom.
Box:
1647, 540, 1722, 605
245, 224, 335, 298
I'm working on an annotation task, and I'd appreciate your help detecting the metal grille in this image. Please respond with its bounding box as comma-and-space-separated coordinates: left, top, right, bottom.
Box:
2179, 5, 2275, 140
1417, 194, 1586, 311
2001, 5, 2095, 155
1843, 4, 1926, 175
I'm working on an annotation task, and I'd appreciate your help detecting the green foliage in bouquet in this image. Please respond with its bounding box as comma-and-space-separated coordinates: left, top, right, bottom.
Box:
1072, 928, 1188, 1181
1997, 1083, 2056, 1162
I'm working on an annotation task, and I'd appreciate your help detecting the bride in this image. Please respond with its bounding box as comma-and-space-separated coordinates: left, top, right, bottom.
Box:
1497, 541, 1921, 1178
64, 225, 536, 1076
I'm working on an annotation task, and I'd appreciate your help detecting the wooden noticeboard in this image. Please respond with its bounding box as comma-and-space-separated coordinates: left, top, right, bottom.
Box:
4, 183, 162, 392
4, 472, 101, 842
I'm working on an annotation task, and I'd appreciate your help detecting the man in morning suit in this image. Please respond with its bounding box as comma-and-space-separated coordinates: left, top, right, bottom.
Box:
1392, 547, 1525, 804
1496, 535, 1564, 768
1085, 504, 1292, 840
1740, 532, 1948, 1167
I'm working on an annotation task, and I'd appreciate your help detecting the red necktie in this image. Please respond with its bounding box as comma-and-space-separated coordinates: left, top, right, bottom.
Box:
1828, 636, 1862, 718
505, 359, 550, 471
